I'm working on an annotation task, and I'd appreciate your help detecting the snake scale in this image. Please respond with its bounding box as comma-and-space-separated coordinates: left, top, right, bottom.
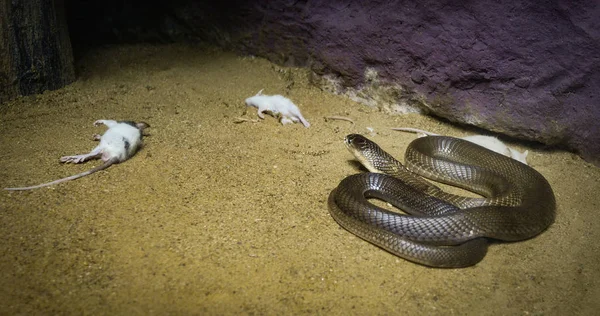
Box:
328, 134, 556, 268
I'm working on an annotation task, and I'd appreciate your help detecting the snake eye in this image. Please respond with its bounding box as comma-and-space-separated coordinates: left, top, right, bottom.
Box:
344, 134, 356, 146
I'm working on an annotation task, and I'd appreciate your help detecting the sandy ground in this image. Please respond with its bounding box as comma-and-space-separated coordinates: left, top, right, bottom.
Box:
1, 44, 599, 315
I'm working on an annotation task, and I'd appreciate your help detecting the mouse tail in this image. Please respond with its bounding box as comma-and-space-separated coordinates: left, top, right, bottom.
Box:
4, 159, 116, 191
391, 127, 438, 136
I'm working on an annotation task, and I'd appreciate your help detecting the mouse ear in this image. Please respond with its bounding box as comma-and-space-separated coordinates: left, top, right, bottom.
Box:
136, 122, 150, 130
257, 89, 264, 96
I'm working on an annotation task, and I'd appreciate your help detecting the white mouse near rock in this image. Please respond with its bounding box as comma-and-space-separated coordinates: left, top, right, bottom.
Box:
392, 127, 529, 164
5, 119, 150, 191
245, 89, 310, 127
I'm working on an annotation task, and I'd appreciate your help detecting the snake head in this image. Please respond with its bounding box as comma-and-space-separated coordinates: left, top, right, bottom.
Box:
344, 133, 408, 176
344, 134, 370, 151
344, 134, 384, 173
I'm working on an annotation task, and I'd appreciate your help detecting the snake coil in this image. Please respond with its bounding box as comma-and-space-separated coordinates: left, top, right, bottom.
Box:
328, 134, 556, 268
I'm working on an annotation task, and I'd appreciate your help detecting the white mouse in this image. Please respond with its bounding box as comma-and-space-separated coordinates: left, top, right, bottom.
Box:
391, 127, 529, 164
245, 89, 310, 127
5, 119, 150, 191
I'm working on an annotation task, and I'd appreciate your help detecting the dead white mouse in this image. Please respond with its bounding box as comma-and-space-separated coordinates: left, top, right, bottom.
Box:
245, 89, 310, 127
5, 119, 150, 191
392, 127, 529, 164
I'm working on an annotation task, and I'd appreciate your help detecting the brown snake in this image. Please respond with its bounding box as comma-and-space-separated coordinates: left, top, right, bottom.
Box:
328, 134, 556, 268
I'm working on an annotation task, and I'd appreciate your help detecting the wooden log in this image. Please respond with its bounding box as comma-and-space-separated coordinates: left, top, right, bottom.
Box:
0, 0, 75, 104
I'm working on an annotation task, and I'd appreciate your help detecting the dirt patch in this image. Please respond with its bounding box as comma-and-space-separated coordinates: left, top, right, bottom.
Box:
1, 44, 598, 315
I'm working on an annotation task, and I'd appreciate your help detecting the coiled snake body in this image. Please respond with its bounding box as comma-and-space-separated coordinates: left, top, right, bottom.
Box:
328, 134, 556, 268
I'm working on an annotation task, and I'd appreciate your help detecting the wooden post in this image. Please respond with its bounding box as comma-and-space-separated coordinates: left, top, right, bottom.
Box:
0, 0, 75, 104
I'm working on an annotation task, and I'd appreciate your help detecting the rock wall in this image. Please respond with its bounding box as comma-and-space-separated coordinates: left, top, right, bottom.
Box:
68, 0, 600, 164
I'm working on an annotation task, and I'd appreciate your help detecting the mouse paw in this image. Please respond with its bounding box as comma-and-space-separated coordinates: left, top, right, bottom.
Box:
280, 117, 294, 125
60, 154, 89, 164
92, 134, 102, 141
94, 119, 118, 127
